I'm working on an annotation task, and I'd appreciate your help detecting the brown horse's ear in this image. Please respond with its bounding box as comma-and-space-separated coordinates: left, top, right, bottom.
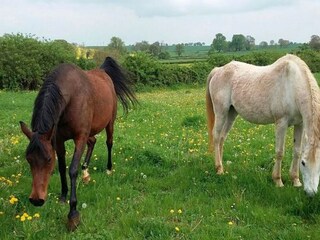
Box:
19, 121, 33, 140
42, 125, 55, 141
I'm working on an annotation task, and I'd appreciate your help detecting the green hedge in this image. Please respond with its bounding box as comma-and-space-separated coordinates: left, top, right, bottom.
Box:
208, 49, 320, 72
123, 52, 211, 88
0, 34, 319, 91
0, 34, 94, 90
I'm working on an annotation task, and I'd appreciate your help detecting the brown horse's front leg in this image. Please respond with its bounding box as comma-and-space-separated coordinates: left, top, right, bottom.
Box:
56, 140, 68, 203
67, 139, 86, 231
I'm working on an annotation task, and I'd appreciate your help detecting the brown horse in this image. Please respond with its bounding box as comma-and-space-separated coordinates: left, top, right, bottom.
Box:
20, 57, 137, 231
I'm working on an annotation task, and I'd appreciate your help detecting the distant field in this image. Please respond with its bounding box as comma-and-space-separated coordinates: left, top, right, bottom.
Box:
89, 44, 302, 63
1, 80, 320, 239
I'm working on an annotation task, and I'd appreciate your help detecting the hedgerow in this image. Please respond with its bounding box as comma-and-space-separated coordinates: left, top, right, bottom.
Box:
0, 34, 319, 91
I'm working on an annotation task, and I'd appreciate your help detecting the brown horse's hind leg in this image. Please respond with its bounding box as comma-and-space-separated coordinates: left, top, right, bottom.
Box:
105, 122, 114, 175
81, 136, 96, 184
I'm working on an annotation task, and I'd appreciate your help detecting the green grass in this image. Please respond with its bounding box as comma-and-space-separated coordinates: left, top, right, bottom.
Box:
1, 79, 320, 239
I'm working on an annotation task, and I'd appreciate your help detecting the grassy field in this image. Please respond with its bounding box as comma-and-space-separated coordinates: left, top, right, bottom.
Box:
1, 82, 320, 239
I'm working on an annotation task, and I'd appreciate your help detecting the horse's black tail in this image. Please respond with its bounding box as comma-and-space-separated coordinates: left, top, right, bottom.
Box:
100, 57, 138, 114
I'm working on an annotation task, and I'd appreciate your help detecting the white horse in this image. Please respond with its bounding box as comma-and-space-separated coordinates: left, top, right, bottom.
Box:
206, 54, 320, 196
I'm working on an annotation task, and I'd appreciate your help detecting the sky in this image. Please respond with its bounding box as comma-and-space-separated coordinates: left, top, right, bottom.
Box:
0, 0, 319, 46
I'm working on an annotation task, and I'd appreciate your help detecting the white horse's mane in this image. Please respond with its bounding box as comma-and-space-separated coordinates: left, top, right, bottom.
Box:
287, 54, 320, 140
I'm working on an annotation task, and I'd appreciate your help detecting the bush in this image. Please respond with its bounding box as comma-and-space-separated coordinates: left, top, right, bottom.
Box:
122, 52, 210, 88
295, 47, 320, 73
235, 51, 283, 66
0, 34, 77, 90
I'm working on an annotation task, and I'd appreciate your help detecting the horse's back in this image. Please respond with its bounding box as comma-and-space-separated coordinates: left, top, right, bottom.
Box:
55, 65, 115, 138
208, 56, 306, 125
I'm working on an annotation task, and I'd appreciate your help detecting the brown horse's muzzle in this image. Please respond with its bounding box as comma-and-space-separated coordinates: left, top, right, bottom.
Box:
29, 179, 48, 207
29, 198, 45, 206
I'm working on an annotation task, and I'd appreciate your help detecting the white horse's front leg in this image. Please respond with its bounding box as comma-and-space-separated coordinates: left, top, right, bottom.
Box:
272, 121, 288, 187
290, 124, 303, 187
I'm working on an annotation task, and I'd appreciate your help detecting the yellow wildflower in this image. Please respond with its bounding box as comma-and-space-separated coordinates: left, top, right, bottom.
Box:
175, 227, 180, 232
178, 209, 182, 214
170, 209, 174, 214
9, 196, 18, 204
20, 216, 26, 222
228, 221, 233, 225
34, 213, 40, 218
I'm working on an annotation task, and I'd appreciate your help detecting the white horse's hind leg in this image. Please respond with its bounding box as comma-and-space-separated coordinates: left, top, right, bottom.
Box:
272, 120, 288, 187
213, 111, 228, 175
219, 107, 238, 161
290, 124, 303, 187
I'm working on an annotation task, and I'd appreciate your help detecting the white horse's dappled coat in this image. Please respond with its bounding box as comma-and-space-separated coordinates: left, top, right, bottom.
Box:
206, 54, 320, 195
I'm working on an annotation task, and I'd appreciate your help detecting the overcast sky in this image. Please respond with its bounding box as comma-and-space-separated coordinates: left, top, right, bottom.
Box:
1, 0, 319, 46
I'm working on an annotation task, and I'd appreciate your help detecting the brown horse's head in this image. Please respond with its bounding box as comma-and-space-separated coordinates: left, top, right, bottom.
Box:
20, 121, 56, 206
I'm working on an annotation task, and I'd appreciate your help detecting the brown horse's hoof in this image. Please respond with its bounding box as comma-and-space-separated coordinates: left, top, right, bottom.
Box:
59, 196, 67, 204
67, 212, 81, 231
82, 169, 91, 184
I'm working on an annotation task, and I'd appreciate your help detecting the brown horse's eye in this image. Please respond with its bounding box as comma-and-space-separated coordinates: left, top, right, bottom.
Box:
301, 161, 306, 167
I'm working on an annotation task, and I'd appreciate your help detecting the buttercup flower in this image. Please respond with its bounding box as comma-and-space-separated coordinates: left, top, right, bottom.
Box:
9, 196, 18, 204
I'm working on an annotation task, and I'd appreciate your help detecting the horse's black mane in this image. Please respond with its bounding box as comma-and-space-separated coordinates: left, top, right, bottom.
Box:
31, 67, 65, 134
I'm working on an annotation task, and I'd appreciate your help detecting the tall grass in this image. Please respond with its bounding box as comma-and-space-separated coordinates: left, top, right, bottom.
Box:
1, 80, 320, 239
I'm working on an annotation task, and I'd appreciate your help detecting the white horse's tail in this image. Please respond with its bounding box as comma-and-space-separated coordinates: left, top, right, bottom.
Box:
206, 69, 217, 152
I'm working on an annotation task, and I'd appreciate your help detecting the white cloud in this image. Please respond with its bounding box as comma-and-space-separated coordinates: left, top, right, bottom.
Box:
0, 0, 318, 45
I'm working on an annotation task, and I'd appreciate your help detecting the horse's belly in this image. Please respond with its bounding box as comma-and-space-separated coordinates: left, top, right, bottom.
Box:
233, 102, 302, 125
235, 108, 274, 124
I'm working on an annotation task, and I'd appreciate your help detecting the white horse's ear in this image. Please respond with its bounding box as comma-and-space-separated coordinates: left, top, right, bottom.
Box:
19, 121, 33, 140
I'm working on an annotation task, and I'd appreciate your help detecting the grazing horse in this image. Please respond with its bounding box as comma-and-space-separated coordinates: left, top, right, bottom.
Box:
20, 57, 137, 231
206, 54, 320, 195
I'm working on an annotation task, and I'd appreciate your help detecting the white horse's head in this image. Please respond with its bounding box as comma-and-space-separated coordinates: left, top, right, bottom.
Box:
300, 143, 320, 196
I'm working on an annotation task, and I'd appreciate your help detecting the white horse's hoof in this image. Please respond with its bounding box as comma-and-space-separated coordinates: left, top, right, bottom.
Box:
106, 169, 113, 175
274, 179, 284, 187
293, 179, 302, 187
216, 166, 224, 175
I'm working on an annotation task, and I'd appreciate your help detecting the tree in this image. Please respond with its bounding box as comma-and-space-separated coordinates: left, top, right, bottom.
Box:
309, 35, 320, 51
175, 44, 184, 57
230, 34, 246, 51
133, 41, 150, 52
259, 41, 268, 48
245, 35, 255, 50
210, 33, 227, 53
107, 36, 127, 54
278, 38, 290, 48
149, 41, 162, 57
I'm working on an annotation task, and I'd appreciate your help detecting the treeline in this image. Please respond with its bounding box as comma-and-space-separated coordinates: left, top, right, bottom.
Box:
0, 33, 320, 90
